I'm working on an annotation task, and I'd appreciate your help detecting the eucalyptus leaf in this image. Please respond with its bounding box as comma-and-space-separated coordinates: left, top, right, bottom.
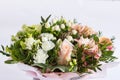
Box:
5, 60, 18, 64
32, 63, 48, 68
51, 66, 69, 72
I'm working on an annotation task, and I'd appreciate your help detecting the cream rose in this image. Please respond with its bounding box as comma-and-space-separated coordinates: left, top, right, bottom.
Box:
58, 39, 73, 65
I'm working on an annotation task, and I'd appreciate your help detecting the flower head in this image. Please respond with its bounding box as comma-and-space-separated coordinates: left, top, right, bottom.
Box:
25, 37, 36, 50
42, 41, 55, 51
58, 39, 73, 65
40, 33, 56, 42
34, 49, 48, 63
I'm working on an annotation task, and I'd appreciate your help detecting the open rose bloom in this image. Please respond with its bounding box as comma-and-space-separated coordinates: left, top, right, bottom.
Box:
0, 16, 118, 80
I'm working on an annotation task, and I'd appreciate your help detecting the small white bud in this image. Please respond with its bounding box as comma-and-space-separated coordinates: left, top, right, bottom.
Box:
52, 26, 55, 31
45, 22, 50, 28
52, 37, 56, 40
67, 36, 73, 41
66, 20, 73, 27
52, 18, 58, 23
57, 39, 62, 44
54, 25, 61, 31
61, 24, 65, 29
72, 30, 77, 35
61, 17, 67, 23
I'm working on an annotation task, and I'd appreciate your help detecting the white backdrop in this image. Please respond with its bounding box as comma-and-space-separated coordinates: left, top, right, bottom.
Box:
0, 0, 120, 80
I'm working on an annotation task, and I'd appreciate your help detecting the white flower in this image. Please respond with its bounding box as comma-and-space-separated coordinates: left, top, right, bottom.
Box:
45, 22, 50, 28
72, 30, 77, 35
42, 41, 55, 51
61, 24, 65, 29
34, 49, 48, 64
60, 17, 67, 23
52, 18, 58, 23
54, 25, 61, 31
66, 20, 73, 27
66, 36, 73, 41
41, 37, 48, 42
41, 33, 56, 42
52, 26, 55, 31
25, 37, 35, 50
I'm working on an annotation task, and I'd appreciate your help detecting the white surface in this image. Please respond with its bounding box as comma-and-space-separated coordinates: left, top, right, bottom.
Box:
0, 0, 120, 80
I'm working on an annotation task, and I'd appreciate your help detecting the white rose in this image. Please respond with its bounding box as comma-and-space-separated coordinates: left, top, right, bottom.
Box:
61, 24, 65, 29
34, 49, 48, 64
25, 37, 35, 50
67, 36, 73, 42
72, 30, 77, 35
45, 22, 50, 28
41, 37, 48, 42
42, 41, 55, 51
54, 25, 61, 31
41, 33, 56, 41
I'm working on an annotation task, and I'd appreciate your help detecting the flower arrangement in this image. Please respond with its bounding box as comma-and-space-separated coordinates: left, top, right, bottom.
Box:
0, 15, 117, 79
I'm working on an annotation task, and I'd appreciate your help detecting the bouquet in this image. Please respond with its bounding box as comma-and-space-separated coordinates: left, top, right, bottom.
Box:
0, 15, 117, 80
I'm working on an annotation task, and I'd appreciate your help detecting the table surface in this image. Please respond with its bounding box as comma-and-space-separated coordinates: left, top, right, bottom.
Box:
0, 0, 120, 80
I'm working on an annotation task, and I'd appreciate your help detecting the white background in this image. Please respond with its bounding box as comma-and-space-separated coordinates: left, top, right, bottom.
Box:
0, 0, 120, 80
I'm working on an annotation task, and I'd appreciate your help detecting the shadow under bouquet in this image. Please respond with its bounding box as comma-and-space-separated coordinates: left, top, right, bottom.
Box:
0, 15, 117, 80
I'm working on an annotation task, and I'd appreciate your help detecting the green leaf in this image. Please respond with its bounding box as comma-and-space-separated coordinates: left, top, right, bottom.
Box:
41, 16, 45, 23
32, 63, 48, 68
5, 60, 18, 64
32, 63, 49, 73
97, 67, 102, 71
92, 34, 99, 42
51, 66, 69, 72
103, 51, 113, 56
111, 36, 115, 42
46, 15, 51, 22
0, 50, 10, 56
1, 45, 5, 51
98, 31, 102, 37
20, 41, 26, 49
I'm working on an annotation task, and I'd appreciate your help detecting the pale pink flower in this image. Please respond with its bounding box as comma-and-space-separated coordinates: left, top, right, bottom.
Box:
72, 24, 96, 36
75, 37, 101, 59
58, 39, 73, 65
107, 45, 113, 51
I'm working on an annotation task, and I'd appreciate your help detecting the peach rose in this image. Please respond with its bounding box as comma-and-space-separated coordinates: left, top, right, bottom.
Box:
72, 24, 96, 36
58, 39, 73, 65
99, 37, 112, 45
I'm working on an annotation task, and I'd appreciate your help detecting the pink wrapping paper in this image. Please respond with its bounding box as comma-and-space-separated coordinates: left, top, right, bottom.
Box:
18, 62, 119, 80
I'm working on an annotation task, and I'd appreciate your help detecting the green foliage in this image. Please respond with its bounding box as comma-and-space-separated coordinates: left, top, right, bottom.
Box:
90, 34, 99, 42
99, 43, 117, 63
51, 66, 69, 72
5, 60, 18, 64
